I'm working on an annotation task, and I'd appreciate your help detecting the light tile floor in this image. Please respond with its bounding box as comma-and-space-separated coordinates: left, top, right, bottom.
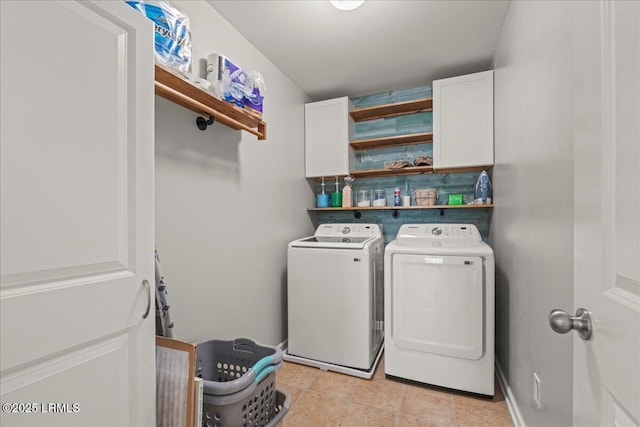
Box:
278, 356, 514, 427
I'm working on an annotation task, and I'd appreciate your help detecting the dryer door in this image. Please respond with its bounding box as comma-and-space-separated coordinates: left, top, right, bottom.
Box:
391, 254, 484, 360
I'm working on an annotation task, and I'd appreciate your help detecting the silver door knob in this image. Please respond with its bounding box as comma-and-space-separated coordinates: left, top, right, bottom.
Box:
549, 308, 592, 340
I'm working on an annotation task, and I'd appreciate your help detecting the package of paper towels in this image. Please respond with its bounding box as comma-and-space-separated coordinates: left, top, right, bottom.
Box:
206, 54, 247, 108
126, 1, 192, 78
206, 53, 265, 115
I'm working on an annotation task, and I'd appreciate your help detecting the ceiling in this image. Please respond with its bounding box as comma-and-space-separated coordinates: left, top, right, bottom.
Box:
208, 0, 511, 101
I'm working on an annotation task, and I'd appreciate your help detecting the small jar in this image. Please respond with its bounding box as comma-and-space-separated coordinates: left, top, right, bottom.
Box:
357, 190, 371, 207
373, 189, 386, 207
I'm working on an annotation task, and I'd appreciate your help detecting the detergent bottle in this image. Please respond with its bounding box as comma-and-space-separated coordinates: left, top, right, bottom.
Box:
330, 176, 342, 207
317, 177, 330, 208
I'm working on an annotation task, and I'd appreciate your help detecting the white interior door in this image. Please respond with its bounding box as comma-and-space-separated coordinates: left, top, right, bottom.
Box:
573, 1, 640, 425
0, 1, 155, 426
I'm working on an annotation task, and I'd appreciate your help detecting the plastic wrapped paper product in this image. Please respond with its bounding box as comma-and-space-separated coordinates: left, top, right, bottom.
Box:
206, 53, 247, 108
244, 71, 266, 116
126, 1, 192, 78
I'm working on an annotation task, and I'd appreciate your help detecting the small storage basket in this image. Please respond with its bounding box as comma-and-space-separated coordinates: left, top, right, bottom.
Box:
196, 338, 284, 427
415, 188, 438, 206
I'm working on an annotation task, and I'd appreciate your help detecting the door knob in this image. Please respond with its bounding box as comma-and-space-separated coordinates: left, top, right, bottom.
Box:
548, 308, 592, 340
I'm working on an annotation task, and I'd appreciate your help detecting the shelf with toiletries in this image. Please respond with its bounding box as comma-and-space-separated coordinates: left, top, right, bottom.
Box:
308, 204, 493, 212
154, 64, 267, 140
311, 170, 494, 211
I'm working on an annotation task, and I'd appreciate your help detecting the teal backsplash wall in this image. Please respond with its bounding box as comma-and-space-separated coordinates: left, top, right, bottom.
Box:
313, 207, 492, 246
312, 86, 493, 244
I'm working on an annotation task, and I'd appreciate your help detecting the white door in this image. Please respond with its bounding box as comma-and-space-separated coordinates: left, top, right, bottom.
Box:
0, 2, 155, 426
572, 1, 640, 425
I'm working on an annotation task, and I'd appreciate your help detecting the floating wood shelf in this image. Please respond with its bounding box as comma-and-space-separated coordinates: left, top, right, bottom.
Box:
349, 98, 433, 122
308, 204, 493, 212
154, 64, 266, 140
350, 165, 433, 178
349, 164, 491, 179
350, 132, 433, 150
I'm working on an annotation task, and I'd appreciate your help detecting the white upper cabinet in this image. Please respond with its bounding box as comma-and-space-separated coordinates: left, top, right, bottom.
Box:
433, 70, 494, 169
305, 97, 354, 178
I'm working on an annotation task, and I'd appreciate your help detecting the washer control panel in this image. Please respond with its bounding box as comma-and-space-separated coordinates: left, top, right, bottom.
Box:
398, 224, 481, 241
315, 223, 382, 238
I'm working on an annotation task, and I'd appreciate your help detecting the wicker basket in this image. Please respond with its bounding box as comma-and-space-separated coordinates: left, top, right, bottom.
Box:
415, 189, 438, 206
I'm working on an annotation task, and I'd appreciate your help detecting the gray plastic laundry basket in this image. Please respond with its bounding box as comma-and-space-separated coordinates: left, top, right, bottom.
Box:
196, 338, 283, 396
196, 338, 285, 427
266, 390, 291, 427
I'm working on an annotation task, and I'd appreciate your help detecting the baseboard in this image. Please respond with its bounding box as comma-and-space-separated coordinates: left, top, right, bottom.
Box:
496, 359, 526, 427
277, 339, 288, 352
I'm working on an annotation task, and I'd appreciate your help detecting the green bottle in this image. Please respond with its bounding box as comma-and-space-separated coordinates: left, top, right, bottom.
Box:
331, 176, 342, 207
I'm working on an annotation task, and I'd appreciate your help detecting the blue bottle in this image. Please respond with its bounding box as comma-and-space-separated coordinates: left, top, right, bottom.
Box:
317, 177, 330, 208
474, 170, 493, 204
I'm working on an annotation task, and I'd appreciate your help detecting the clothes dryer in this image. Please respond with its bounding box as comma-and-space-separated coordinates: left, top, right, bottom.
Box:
384, 224, 494, 396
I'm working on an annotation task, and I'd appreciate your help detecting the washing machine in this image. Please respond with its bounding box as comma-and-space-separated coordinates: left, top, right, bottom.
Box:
384, 223, 495, 396
285, 223, 384, 378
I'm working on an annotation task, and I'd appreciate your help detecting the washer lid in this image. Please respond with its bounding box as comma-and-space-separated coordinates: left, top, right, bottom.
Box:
290, 235, 376, 249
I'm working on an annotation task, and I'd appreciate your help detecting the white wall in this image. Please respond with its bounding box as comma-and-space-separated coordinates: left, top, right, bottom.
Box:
491, 1, 574, 426
154, 1, 314, 345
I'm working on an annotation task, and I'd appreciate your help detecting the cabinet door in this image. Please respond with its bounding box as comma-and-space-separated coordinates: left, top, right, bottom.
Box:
305, 97, 354, 178
0, 2, 155, 425
433, 70, 494, 168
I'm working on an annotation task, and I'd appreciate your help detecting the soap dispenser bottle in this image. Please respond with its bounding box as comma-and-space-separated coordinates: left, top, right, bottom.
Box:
330, 176, 342, 207
474, 170, 493, 204
342, 176, 353, 208
317, 177, 330, 208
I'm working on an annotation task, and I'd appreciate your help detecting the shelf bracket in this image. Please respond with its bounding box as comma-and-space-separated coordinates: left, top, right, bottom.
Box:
440, 208, 445, 216
392, 209, 399, 218
354, 211, 362, 219
196, 115, 215, 131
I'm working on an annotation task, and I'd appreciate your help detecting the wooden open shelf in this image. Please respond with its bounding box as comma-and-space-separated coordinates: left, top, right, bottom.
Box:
350, 132, 433, 150
350, 165, 433, 178
349, 164, 491, 179
308, 204, 493, 212
154, 64, 266, 140
349, 98, 432, 122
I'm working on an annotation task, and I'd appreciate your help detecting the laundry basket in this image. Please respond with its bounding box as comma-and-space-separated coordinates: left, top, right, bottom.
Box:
267, 390, 291, 427
196, 338, 284, 427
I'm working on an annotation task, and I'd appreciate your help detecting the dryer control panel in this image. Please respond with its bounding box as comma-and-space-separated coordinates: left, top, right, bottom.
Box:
397, 224, 481, 241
